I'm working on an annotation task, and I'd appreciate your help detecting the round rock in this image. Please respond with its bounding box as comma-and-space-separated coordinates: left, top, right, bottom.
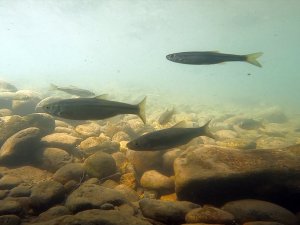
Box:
83, 152, 117, 179
53, 163, 86, 184
140, 170, 174, 194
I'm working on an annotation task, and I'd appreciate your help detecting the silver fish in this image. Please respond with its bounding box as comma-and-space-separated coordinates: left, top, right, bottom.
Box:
43, 96, 146, 123
50, 83, 95, 97
166, 51, 263, 67
127, 120, 214, 151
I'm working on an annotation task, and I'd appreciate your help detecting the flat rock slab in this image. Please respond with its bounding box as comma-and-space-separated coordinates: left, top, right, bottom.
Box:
174, 144, 300, 211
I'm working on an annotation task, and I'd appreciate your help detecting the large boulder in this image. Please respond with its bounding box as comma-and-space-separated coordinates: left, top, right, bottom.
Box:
65, 183, 127, 213
139, 198, 199, 224
221, 199, 298, 225
0, 127, 42, 165
53, 163, 86, 184
174, 144, 300, 211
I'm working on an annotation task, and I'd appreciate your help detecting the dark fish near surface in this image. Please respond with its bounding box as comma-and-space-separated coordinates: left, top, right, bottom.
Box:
50, 83, 95, 97
127, 120, 214, 151
166, 51, 263, 67
42, 96, 146, 123
158, 107, 175, 125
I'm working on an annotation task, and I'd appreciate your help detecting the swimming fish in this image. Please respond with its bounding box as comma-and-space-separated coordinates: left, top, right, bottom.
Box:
166, 51, 263, 67
127, 120, 214, 151
158, 107, 175, 125
42, 96, 147, 123
238, 118, 264, 130
50, 83, 95, 97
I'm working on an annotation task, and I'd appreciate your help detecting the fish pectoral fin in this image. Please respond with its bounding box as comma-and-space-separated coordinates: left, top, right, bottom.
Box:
94, 94, 109, 100
171, 121, 187, 128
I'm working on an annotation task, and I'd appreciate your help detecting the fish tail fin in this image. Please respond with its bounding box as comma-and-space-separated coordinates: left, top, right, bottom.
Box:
137, 97, 147, 124
50, 83, 58, 90
246, 52, 263, 67
201, 120, 215, 139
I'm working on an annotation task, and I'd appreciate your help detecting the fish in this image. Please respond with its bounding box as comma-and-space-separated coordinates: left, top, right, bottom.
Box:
127, 120, 214, 151
158, 107, 175, 125
42, 96, 147, 123
166, 51, 263, 67
50, 83, 95, 97
238, 118, 264, 130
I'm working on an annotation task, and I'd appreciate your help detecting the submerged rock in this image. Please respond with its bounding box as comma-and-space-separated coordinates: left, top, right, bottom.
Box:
75, 122, 101, 137
140, 170, 174, 194
222, 199, 298, 225
65, 183, 127, 213
0, 175, 23, 190
0, 215, 21, 225
0, 127, 42, 165
53, 163, 85, 184
174, 144, 300, 211
35, 205, 71, 222
0, 199, 23, 216
30, 180, 66, 213
139, 198, 199, 224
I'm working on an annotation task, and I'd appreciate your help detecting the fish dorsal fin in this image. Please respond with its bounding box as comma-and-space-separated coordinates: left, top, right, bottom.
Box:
94, 94, 108, 100
171, 121, 187, 128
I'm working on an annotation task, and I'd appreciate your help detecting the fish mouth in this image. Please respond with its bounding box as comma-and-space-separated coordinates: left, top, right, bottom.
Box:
166, 54, 173, 60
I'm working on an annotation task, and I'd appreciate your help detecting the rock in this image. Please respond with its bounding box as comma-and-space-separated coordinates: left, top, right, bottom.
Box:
126, 150, 163, 176
222, 199, 298, 225
243, 222, 285, 225
0, 113, 54, 146
0, 108, 12, 117
117, 203, 137, 216
112, 152, 128, 172
9, 184, 31, 197
256, 136, 295, 149
162, 148, 183, 174
0, 127, 42, 165
217, 138, 257, 149
174, 145, 300, 211
0, 199, 22, 215
140, 170, 174, 194
75, 122, 101, 137
54, 127, 80, 137
143, 190, 158, 199
160, 193, 177, 201
0, 215, 21, 225
65, 183, 127, 213
79, 136, 119, 155
0, 175, 23, 190
112, 131, 131, 142
5, 196, 31, 214
114, 184, 139, 202
0, 80, 17, 92
101, 179, 119, 189
30, 209, 152, 225
215, 129, 238, 140
39, 147, 73, 172
41, 133, 82, 149
23, 113, 55, 136
12, 98, 40, 116
0, 190, 9, 199
30, 180, 66, 212
257, 107, 288, 123
53, 163, 86, 184
120, 172, 137, 190
185, 206, 235, 224
139, 198, 199, 224
0, 166, 53, 186
100, 203, 115, 210
83, 152, 117, 179
36, 205, 71, 222
55, 120, 72, 128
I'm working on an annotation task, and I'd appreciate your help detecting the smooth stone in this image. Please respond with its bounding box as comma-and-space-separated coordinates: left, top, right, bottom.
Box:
162, 148, 183, 174
0, 175, 23, 190
112, 131, 131, 142
0, 109, 12, 117
41, 133, 82, 149
36, 205, 71, 222
0, 127, 42, 165
174, 145, 300, 211
12, 98, 40, 116
30, 180, 66, 212
0, 200, 22, 215
83, 152, 117, 179
65, 183, 127, 213
0, 190, 9, 199
79, 136, 119, 155
53, 163, 86, 184
75, 123, 101, 137
140, 170, 174, 194
9, 184, 31, 197
114, 184, 139, 202
222, 199, 298, 225
39, 147, 73, 172
0, 215, 21, 225
139, 198, 199, 224
185, 206, 235, 224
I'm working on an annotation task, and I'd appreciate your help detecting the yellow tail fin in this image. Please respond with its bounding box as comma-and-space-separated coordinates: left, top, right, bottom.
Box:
202, 120, 215, 139
246, 52, 263, 67
137, 97, 147, 124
